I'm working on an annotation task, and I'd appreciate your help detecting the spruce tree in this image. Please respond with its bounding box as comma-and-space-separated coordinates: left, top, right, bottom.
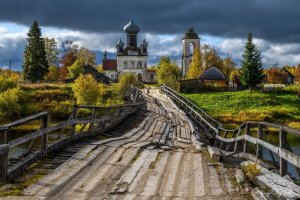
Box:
240, 32, 264, 90
23, 21, 49, 82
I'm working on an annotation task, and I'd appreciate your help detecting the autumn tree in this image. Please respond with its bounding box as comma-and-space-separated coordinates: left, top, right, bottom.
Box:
201, 44, 223, 70
44, 37, 59, 66
59, 40, 78, 81
156, 57, 180, 90
77, 47, 96, 66
44, 65, 59, 82
266, 65, 286, 84
23, 21, 49, 82
240, 32, 264, 90
186, 46, 201, 79
72, 74, 100, 105
68, 60, 84, 78
222, 56, 237, 79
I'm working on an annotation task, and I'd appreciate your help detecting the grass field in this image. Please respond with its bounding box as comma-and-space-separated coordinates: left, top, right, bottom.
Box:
182, 90, 300, 129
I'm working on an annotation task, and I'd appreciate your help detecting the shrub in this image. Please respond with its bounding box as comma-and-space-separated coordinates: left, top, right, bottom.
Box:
0, 76, 17, 92
44, 65, 59, 82
118, 73, 143, 97
68, 60, 84, 78
0, 87, 22, 119
72, 74, 101, 105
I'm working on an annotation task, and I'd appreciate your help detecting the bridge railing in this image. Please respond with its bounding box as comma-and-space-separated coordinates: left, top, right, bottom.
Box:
0, 86, 145, 182
161, 84, 300, 177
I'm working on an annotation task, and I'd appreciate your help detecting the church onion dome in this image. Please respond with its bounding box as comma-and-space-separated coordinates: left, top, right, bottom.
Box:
123, 20, 140, 34
116, 39, 124, 46
140, 39, 148, 47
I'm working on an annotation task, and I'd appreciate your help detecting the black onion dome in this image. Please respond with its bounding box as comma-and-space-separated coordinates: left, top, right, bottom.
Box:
123, 20, 140, 34
140, 39, 148, 47
116, 38, 125, 46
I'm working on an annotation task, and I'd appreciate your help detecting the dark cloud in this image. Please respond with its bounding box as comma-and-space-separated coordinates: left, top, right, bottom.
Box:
0, 0, 299, 43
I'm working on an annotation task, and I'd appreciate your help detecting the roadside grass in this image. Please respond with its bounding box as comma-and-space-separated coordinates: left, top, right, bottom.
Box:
182, 90, 300, 129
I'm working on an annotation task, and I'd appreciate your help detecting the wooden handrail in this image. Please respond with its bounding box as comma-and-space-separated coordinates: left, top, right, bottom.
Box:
0, 86, 144, 182
161, 84, 300, 177
0, 112, 49, 130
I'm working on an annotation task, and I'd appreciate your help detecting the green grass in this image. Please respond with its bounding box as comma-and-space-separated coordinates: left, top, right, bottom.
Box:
182, 90, 300, 129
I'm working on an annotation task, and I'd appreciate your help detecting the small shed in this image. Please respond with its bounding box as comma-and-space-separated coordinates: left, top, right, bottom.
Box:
178, 66, 228, 92
280, 67, 294, 85
198, 66, 228, 86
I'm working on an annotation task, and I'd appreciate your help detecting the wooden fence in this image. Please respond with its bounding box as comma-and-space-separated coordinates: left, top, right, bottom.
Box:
161, 84, 300, 177
0, 86, 145, 182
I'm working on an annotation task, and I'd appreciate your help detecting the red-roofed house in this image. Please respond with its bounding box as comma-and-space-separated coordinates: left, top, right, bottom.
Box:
102, 50, 118, 81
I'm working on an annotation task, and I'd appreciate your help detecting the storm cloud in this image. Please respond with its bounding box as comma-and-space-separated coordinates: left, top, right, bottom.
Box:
0, 0, 299, 43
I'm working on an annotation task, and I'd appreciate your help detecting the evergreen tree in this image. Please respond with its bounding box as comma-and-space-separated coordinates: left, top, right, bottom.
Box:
240, 32, 264, 90
23, 21, 49, 82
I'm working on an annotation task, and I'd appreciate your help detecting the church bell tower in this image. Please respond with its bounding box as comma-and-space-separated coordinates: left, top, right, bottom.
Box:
182, 27, 200, 77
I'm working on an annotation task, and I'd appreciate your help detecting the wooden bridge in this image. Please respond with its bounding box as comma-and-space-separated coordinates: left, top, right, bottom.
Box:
0, 86, 300, 199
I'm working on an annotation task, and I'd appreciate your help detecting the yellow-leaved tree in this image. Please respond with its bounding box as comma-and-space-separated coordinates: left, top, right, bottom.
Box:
186, 46, 202, 79
72, 74, 101, 105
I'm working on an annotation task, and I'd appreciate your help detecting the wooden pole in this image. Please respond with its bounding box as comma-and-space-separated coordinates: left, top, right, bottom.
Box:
0, 144, 9, 182
279, 128, 288, 176
234, 128, 242, 152
243, 123, 250, 153
257, 124, 263, 159
0, 129, 8, 182
41, 114, 48, 157
70, 105, 78, 137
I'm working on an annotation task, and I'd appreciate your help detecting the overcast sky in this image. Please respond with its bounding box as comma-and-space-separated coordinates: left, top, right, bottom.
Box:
0, 0, 300, 70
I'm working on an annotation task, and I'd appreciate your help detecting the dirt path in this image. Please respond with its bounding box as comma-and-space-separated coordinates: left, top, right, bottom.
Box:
19, 89, 250, 200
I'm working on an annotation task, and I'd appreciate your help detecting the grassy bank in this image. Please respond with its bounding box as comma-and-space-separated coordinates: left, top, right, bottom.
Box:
182, 90, 300, 129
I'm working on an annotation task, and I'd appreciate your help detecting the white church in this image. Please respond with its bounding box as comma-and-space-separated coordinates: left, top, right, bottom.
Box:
103, 20, 155, 82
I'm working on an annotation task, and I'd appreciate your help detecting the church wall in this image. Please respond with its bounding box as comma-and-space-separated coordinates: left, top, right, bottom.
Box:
117, 55, 148, 81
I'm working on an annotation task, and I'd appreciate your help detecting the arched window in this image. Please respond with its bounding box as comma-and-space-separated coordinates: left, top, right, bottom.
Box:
137, 61, 142, 69
130, 61, 135, 69
123, 61, 127, 69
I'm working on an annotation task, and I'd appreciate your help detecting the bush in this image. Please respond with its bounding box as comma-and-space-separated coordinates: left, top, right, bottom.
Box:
118, 73, 143, 97
0, 76, 17, 92
0, 87, 22, 119
68, 60, 84, 78
72, 74, 101, 105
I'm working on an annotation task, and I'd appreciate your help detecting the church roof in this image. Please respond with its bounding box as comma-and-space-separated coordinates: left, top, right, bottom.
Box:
140, 39, 148, 47
103, 59, 117, 71
123, 20, 140, 34
182, 27, 200, 39
198, 66, 227, 80
116, 39, 125, 46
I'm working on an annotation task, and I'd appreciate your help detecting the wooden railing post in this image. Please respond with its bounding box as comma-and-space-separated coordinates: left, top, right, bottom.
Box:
0, 128, 8, 182
279, 128, 288, 176
234, 128, 242, 152
70, 105, 78, 138
257, 124, 263, 159
243, 123, 250, 153
41, 114, 48, 157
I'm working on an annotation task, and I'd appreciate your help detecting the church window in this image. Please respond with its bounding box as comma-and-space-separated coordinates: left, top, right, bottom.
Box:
137, 61, 142, 69
130, 61, 135, 69
123, 61, 127, 69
